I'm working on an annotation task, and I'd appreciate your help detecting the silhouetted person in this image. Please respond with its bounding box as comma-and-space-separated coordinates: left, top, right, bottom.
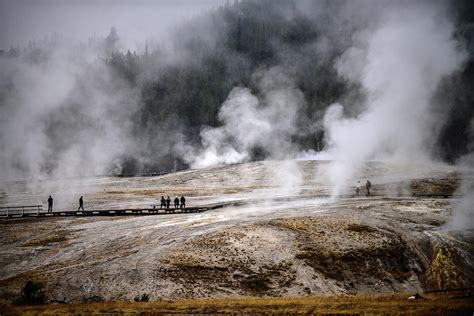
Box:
174, 196, 179, 208
47, 195, 53, 213
160, 196, 166, 209
180, 195, 186, 209
166, 196, 171, 209
366, 180, 372, 196
77, 196, 84, 211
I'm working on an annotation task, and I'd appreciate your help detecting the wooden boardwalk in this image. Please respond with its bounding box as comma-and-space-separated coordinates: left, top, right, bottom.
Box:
0, 201, 244, 219
0, 191, 458, 219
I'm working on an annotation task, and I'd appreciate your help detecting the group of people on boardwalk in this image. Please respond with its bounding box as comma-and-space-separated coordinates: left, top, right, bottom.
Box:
355, 180, 372, 196
46, 194, 186, 213
46, 195, 84, 213
160, 195, 186, 209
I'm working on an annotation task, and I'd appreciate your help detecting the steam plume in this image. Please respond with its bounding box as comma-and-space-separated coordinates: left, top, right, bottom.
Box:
312, 1, 466, 196
184, 67, 304, 169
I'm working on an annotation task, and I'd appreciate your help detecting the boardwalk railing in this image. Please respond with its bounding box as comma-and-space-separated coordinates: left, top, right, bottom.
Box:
0, 205, 42, 217
0, 201, 246, 219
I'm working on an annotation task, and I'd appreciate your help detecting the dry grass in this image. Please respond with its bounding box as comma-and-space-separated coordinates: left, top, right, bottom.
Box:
6, 294, 474, 315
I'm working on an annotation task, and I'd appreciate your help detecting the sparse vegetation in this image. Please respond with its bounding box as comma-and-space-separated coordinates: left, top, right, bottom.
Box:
134, 293, 150, 302
428, 248, 463, 290
346, 223, 377, 233
239, 273, 272, 293
277, 217, 414, 285
82, 295, 103, 303
410, 175, 460, 195
237, 262, 295, 295
297, 245, 413, 283
13, 280, 46, 306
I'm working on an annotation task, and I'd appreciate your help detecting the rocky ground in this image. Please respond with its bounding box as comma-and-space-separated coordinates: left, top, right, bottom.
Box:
0, 160, 472, 303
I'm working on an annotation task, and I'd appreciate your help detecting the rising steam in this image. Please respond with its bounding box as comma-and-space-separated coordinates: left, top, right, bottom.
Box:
184, 67, 304, 169
0, 39, 138, 181
309, 1, 466, 196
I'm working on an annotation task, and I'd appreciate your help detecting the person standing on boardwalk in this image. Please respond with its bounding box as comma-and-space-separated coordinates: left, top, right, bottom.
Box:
180, 195, 186, 209
174, 196, 179, 208
160, 196, 166, 209
166, 196, 171, 209
77, 196, 84, 211
47, 195, 53, 213
355, 181, 360, 196
366, 180, 372, 196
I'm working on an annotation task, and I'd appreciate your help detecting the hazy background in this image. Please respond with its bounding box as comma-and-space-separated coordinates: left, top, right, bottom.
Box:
0, 0, 226, 50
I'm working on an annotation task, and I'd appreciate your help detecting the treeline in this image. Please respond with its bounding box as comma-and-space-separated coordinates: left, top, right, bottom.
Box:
103, 0, 355, 173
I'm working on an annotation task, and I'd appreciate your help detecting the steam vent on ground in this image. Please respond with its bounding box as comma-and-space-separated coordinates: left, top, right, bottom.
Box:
0, 0, 473, 314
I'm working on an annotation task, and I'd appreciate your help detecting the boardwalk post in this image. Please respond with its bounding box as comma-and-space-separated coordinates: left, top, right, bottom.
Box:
22, 207, 24, 217
6, 208, 8, 217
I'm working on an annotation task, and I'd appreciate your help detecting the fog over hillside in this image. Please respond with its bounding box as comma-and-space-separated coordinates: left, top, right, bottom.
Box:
0, 0, 473, 181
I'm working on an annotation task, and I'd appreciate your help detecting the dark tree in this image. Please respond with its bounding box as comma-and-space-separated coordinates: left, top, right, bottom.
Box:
14, 280, 47, 306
